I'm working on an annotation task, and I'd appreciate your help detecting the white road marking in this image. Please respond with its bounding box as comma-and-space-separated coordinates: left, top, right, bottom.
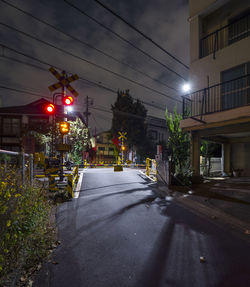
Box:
74, 171, 84, 199
139, 170, 155, 182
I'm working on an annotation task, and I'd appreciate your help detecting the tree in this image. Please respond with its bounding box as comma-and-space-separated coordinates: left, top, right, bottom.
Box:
111, 90, 151, 160
68, 118, 89, 164
165, 107, 190, 181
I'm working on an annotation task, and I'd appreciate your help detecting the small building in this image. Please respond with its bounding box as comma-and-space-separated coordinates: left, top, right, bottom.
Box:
181, 0, 250, 177
94, 131, 116, 164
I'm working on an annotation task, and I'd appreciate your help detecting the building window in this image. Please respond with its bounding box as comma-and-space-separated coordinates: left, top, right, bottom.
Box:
98, 147, 105, 151
228, 10, 250, 45
2, 118, 21, 136
108, 147, 114, 152
221, 63, 250, 110
149, 130, 157, 140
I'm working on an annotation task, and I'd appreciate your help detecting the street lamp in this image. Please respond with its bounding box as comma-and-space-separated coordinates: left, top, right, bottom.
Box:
182, 83, 191, 93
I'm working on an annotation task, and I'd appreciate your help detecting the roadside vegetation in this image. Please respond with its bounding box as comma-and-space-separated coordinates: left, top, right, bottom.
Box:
165, 108, 191, 185
0, 165, 55, 286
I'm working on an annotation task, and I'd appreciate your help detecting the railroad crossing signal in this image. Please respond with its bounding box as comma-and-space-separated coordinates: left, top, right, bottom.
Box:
118, 131, 127, 140
118, 131, 127, 165
59, 121, 70, 135
48, 67, 79, 97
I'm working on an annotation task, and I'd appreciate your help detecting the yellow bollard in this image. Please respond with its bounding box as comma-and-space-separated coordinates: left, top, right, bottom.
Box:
146, 158, 150, 176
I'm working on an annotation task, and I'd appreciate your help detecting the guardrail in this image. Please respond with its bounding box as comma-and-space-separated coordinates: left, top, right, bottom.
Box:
0, 149, 33, 185
66, 166, 79, 198
146, 158, 157, 182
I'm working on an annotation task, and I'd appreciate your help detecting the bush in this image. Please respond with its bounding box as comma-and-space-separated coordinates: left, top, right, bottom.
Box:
0, 166, 54, 284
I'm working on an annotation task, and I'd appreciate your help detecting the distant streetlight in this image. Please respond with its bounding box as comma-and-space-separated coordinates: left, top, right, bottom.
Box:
182, 83, 191, 93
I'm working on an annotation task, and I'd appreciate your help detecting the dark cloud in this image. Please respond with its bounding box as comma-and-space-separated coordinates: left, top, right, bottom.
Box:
0, 0, 189, 133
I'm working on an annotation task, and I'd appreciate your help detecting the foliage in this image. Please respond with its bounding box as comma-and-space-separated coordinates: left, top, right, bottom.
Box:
200, 140, 221, 176
68, 118, 89, 164
0, 167, 53, 284
165, 107, 191, 182
111, 90, 152, 160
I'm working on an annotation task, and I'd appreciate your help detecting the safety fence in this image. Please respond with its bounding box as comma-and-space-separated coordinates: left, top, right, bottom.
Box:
0, 149, 34, 185
146, 158, 157, 182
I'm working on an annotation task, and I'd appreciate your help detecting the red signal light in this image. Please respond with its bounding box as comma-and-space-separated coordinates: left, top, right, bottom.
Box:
63, 96, 74, 106
45, 103, 55, 114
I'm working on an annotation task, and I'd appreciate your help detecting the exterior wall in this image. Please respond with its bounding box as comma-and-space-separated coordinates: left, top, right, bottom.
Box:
190, 37, 250, 90
231, 143, 250, 176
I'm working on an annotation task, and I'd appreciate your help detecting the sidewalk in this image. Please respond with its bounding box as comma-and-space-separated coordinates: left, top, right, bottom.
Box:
158, 177, 250, 239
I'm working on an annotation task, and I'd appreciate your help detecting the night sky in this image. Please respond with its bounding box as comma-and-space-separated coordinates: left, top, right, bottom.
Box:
0, 0, 189, 134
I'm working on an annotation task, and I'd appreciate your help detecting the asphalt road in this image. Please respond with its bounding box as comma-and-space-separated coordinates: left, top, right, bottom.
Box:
34, 168, 250, 287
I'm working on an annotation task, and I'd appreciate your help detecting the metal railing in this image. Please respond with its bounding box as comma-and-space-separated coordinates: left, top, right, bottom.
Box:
0, 149, 34, 185
200, 12, 250, 58
183, 74, 250, 119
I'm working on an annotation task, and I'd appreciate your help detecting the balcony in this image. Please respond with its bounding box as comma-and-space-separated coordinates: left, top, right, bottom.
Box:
200, 11, 250, 58
183, 74, 250, 119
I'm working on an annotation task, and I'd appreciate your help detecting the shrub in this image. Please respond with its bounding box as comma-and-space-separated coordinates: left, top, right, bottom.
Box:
0, 166, 54, 284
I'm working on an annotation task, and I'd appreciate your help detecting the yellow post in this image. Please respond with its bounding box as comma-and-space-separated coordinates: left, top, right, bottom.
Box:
146, 158, 150, 176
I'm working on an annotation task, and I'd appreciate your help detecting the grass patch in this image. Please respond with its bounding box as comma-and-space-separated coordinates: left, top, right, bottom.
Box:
0, 167, 55, 286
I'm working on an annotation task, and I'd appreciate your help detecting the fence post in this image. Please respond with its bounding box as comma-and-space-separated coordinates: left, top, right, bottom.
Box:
19, 151, 25, 186
29, 154, 34, 185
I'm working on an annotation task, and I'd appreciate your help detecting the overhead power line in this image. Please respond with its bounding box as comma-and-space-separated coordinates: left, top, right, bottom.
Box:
0, 23, 182, 104
63, 0, 187, 82
0, 46, 173, 112
0, 85, 51, 99
0, 0, 178, 93
92, 0, 189, 70
91, 105, 168, 128
0, 83, 167, 122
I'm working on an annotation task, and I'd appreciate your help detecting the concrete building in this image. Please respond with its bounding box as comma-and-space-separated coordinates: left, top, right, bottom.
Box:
180, 0, 250, 177
146, 116, 168, 146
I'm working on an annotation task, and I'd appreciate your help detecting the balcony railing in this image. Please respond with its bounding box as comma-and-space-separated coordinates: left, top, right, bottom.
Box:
200, 11, 250, 58
182, 74, 250, 119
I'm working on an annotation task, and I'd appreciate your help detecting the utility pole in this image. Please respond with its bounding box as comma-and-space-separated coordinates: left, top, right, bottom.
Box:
84, 96, 92, 128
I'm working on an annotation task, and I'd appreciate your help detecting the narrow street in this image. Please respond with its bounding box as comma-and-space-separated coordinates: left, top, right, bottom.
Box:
34, 168, 250, 287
